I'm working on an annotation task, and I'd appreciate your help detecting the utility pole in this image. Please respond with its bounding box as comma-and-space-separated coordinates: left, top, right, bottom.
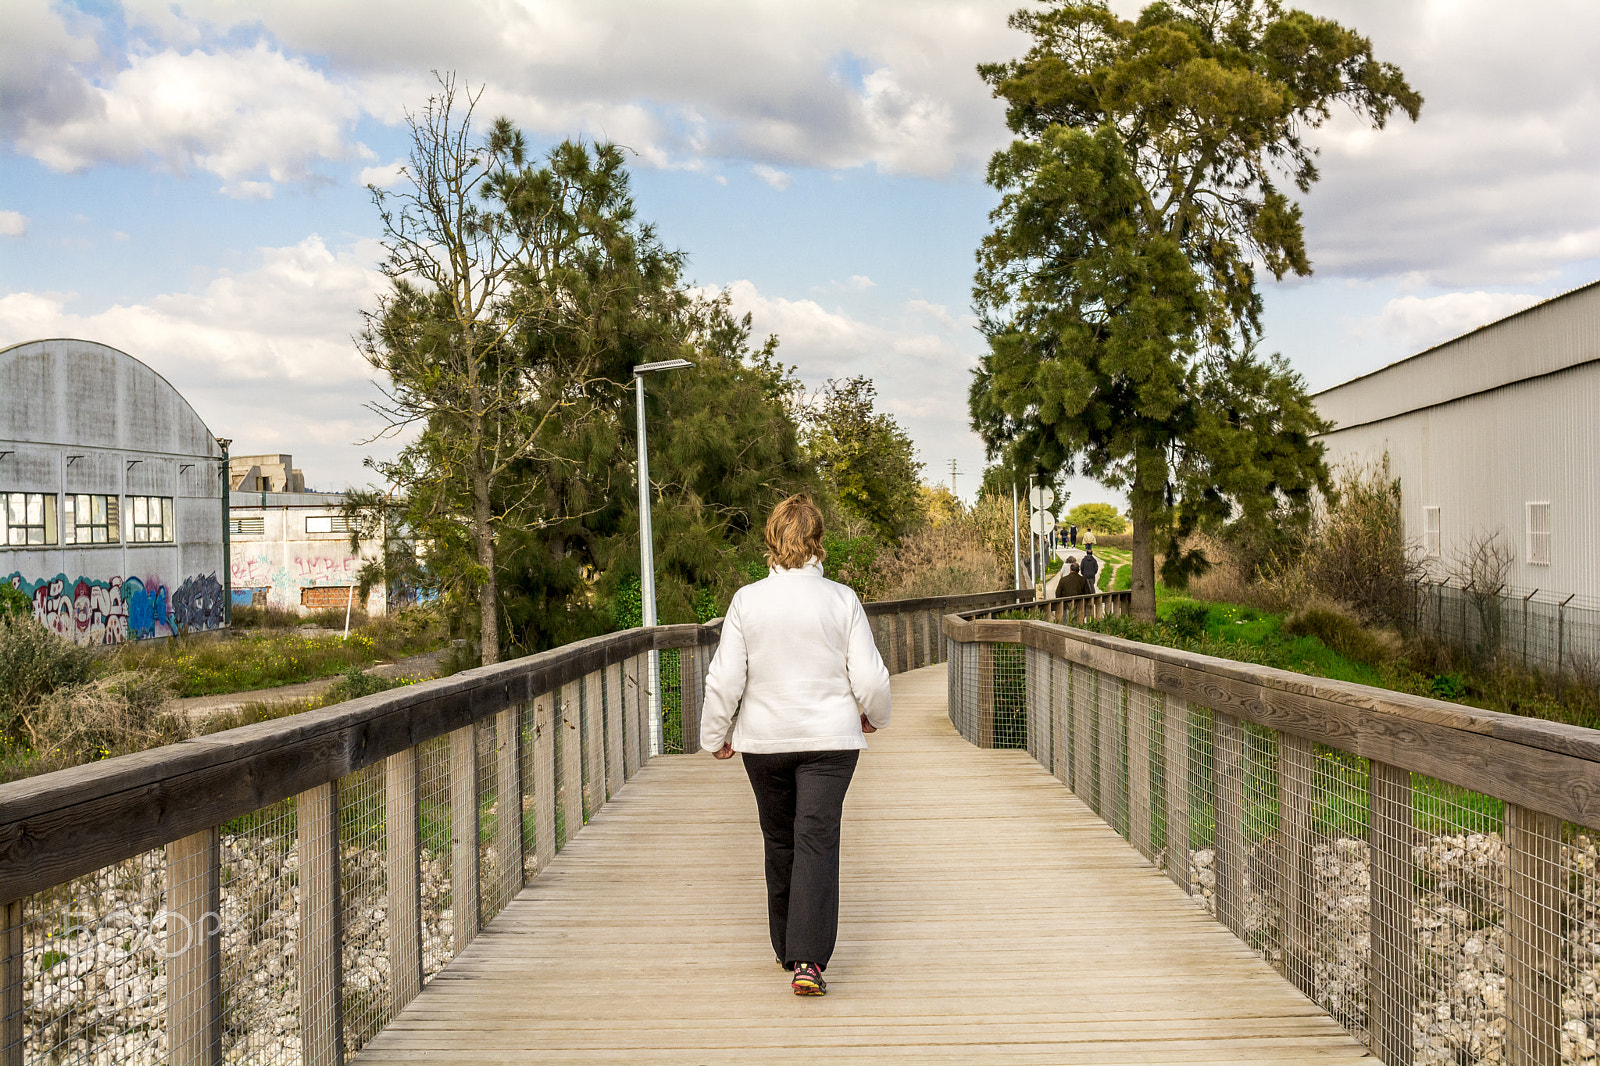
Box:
948, 459, 960, 498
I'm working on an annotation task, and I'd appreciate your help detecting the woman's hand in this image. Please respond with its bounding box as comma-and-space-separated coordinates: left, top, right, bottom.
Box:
714, 742, 735, 759
860, 714, 877, 734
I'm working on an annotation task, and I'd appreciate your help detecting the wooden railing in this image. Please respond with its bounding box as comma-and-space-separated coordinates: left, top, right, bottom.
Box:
957, 590, 1130, 624
0, 588, 1026, 1066
944, 612, 1600, 1066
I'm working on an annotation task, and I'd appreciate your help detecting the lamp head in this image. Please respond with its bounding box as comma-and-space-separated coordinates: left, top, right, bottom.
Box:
633, 358, 694, 376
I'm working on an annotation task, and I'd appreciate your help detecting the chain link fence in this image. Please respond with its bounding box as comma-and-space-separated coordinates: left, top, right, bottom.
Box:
1416, 580, 1600, 686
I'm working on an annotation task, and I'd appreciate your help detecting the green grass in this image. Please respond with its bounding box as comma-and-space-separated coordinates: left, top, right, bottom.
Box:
107, 609, 446, 697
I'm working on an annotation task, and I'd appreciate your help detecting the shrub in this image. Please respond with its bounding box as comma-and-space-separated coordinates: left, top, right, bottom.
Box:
0, 583, 32, 619
873, 512, 1008, 601
19, 670, 183, 762
1283, 603, 1396, 665
231, 603, 300, 629
1297, 456, 1422, 629
0, 614, 95, 744
1164, 602, 1210, 641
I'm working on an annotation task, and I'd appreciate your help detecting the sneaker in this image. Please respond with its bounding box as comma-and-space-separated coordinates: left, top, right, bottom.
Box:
792, 961, 826, 996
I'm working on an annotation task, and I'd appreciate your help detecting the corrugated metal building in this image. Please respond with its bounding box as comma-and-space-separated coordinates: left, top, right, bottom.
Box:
1311, 279, 1600, 604
0, 338, 228, 644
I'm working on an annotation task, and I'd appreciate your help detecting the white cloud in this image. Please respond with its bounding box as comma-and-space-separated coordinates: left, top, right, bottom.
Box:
1354, 291, 1542, 352
357, 160, 409, 189
751, 164, 793, 191
0, 236, 394, 489
0, 211, 27, 237
848, 275, 875, 289
11, 42, 362, 189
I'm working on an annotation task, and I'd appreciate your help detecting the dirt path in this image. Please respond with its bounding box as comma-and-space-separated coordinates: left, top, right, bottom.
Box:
177, 647, 451, 719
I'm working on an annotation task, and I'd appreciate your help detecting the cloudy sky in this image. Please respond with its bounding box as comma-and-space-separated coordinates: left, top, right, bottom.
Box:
3, 0, 1598, 507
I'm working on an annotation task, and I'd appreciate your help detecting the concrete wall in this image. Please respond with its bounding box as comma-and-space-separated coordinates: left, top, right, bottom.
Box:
0, 338, 226, 644
229, 492, 385, 616
1313, 284, 1600, 603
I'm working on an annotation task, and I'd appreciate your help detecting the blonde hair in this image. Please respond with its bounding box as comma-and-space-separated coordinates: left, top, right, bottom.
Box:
764, 494, 826, 570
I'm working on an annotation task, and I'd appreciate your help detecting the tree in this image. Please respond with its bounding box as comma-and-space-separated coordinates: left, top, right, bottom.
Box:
804, 376, 925, 543
1065, 502, 1126, 535
970, 0, 1420, 619
362, 74, 683, 663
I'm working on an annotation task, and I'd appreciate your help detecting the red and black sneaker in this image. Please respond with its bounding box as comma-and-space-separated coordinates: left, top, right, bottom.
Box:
791, 961, 826, 996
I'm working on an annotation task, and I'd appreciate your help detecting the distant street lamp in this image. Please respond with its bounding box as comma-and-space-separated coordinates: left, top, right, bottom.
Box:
634, 357, 694, 756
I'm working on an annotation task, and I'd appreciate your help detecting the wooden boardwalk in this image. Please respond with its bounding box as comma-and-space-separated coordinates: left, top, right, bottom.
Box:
356, 665, 1371, 1064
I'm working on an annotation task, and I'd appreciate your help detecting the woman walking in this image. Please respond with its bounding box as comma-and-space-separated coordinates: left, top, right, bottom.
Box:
700, 494, 891, 996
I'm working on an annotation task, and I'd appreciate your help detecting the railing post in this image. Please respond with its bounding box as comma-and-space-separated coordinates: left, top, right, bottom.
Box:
1050, 654, 1069, 786
605, 662, 625, 796
494, 707, 523, 905
383, 747, 423, 1011
1506, 803, 1562, 1066
680, 646, 701, 754
582, 669, 605, 815
976, 641, 995, 747
559, 682, 583, 848
533, 692, 557, 873
1162, 696, 1190, 894
448, 725, 479, 952
1072, 663, 1093, 806
1212, 712, 1246, 939
296, 780, 344, 1066
622, 658, 641, 780
1278, 732, 1316, 997
1126, 683, 1153, 861
1, 899, 19, 1066
166, 827, 221, 1066
1097, 674, 1124, 833
1367, 760, 1415, 1066
923, 609, 936, 665
632, 653, 651, 768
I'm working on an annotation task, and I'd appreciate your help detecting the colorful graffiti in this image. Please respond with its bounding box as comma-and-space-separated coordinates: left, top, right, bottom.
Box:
4, 571, 224, 646
172, 573, 225, 631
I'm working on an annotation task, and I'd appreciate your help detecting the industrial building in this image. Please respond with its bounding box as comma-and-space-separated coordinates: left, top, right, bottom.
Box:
1312, 279, 1599, 602
0, 338, 228, 645
228, 461, 386, 616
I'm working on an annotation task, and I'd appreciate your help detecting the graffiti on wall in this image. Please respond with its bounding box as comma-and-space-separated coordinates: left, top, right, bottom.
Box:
4, 571, 225, 646
232, 552, 362, 611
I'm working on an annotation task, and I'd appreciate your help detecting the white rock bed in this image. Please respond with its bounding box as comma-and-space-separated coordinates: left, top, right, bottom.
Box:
17, 835, 464, 1065
1187, 831, 1600, 1064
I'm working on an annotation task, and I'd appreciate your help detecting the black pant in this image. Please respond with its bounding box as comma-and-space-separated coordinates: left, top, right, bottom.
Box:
741, 749, 859, 971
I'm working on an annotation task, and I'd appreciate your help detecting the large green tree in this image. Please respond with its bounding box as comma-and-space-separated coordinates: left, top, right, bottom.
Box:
805, 376, 925, 544
361, 76, 684, 662
969, 0, 1421, 619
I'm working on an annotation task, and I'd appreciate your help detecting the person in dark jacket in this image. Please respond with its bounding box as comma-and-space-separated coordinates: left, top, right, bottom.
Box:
1079, 547, 1100, 590
1058, 560, 1092, 598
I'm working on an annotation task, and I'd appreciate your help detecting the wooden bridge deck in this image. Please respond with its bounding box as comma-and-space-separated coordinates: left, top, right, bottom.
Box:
355, 665, 1371, 1064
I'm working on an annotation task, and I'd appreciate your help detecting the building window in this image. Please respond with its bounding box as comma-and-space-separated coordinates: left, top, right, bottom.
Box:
1527, 502, 1552, 566
1422, 506, 1441, 559
64, 494, 120, 545
230, 517, 265, 536
127, 496, 174, 543
2, 492, 58, 546
305, 515, 351, 534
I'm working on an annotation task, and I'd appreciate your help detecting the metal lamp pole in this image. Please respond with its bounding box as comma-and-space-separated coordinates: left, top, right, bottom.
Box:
633, 358, 694, 756
1011, 481, 1022, 591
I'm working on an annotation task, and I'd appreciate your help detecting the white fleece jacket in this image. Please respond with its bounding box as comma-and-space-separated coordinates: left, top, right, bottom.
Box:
699, 559, 891, 754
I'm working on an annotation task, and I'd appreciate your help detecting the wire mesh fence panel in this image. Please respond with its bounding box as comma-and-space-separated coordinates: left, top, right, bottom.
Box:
335, 763, 390, 1058
1186, 704, 1217, 911
658, 649, 683, 755
214, 799, 300, 1065
1126, 683, 1156, 861
1050, 654, 1070, 787
415, 735, 456, 986
1073, 663, 1097, 816
558, 682, 584, 849
990, 643, 1027, 750
15, 851, 169, 1065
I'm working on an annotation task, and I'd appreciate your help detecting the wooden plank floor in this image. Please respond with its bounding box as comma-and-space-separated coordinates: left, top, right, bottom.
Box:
356, 665, 1372, 1064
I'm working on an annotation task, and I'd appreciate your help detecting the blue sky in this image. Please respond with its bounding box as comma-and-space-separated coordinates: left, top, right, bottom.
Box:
3, 0, 1598, 511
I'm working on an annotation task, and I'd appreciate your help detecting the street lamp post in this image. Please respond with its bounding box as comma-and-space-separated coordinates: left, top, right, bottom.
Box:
633, 358, 694, 756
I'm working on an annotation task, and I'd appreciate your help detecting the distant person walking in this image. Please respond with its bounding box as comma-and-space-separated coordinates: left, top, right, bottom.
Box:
1068, 524, 1078, 548
1081, 527, 1097, 549
1058, 560, 1092, 598
1079, 545, 1101, 590
700, 494, 892, 997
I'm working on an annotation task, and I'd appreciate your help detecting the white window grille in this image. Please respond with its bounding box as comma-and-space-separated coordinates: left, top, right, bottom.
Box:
64, 494, 119, 545
1526, 501, 1552, 566
230, 516, 265, 536
1422, 506, 1441, 558
127, 496, 174, 543
1, 492, 58, 546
